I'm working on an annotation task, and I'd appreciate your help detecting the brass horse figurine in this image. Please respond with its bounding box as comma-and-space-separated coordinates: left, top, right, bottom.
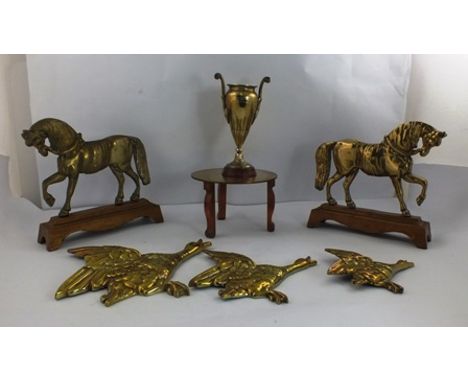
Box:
22, 118, 151, 217
315, 121, 446, 216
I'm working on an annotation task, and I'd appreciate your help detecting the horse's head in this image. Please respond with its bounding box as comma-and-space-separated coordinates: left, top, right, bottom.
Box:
385, 121, 446, 157
21, 127, 51, 156
22, 118, 80, 156
419, 123, 447, 157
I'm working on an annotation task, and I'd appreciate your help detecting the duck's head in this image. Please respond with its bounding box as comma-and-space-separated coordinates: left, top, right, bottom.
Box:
183, 239, 212, 254
293, 256, 317, 267
395, 259, 415, 269
285, 256, 317, 274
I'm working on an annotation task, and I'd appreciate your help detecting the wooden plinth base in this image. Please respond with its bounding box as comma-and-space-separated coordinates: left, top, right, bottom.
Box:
307, 203, 431, 249
37, 198, 164, 251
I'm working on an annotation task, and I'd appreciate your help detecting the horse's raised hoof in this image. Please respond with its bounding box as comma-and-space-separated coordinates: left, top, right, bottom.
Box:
416, 195, 425, 206
346, 201, 356, 209
130, 194, 140, 202
58, 209, 70, 217
45, 195, 56, 207
327, 198, 337, 206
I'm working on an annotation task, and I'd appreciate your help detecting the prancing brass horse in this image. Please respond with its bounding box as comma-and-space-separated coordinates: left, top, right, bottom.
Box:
22, 118, 151, 217
315, 121, 446, 216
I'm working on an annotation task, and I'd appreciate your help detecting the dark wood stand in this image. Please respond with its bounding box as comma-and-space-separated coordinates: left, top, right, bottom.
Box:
38, 198, 164, 251
307, 203, 431, 249
192, 168, 277, 238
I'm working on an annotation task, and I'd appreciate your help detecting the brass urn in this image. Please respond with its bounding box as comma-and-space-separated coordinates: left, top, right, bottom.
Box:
214, 73, 270, 178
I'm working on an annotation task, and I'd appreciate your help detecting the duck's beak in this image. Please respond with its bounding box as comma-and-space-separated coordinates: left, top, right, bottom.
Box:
199, 240, 212, 250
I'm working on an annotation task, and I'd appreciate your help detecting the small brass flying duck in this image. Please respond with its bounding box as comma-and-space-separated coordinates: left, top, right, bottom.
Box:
55, 239, 211, 306
189, 249, 317, 304
325, 248, 414, 293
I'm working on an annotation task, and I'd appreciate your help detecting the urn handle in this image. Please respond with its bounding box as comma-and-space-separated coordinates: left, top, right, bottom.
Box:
214, 72, 227, 106
258, 76, 271, 101
214, 73, 229, 122
254, 76, 271, 123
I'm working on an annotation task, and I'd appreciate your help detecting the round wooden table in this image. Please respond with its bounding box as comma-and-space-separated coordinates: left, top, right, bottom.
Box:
191, 168, 277, 238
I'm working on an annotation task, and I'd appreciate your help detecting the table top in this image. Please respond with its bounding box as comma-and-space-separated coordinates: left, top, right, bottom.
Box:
191, 168, 277, 184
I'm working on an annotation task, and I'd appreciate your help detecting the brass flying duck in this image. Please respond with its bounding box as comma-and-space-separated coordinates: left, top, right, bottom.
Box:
325, 248, 414, 293
189, 249, 317, 304
55, 239, 211, 306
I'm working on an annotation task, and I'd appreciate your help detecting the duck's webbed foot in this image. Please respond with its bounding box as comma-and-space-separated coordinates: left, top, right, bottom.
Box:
101, 283, 136, 306
265, 290, 289, 304
218, 287, 249, 300
383, 281, 404, 294
164, 281, 190, 298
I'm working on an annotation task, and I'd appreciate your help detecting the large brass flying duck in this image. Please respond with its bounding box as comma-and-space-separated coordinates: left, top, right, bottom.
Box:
189, 249, 317, 304
325, 248, 414, 293
55, 239, 211, 306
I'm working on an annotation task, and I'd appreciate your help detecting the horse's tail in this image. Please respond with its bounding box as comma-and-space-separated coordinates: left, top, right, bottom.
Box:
131, 138, 151, 185
315, 142, 336, 190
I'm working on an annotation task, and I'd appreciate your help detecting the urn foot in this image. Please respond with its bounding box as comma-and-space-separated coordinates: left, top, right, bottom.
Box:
222, 162, 257, 179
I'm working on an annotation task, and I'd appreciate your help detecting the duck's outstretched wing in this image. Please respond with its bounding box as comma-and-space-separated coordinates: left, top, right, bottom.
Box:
324, 248, 363, 259
55, 246, 142, 300
189, 249, 255, 288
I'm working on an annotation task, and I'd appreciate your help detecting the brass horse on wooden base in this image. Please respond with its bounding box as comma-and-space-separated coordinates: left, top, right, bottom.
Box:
315, 121, 446, 216
22, 118, 151, 217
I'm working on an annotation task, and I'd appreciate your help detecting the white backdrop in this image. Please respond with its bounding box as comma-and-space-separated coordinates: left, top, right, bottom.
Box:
25, 55, 411, 208
406, 54, 468, 167
0, 55, 40, 205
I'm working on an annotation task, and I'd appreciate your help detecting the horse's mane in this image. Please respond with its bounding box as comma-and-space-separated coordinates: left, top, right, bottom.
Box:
31, 118, 76, 134
384, 121, 432, 154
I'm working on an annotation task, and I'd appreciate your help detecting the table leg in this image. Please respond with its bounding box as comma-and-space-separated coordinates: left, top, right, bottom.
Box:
267, 179, 275, 232
217, 183, 226, 220
203, 182, 216, 238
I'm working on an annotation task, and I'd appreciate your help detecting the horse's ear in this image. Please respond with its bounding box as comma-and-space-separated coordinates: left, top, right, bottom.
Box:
439, 131, 447, 138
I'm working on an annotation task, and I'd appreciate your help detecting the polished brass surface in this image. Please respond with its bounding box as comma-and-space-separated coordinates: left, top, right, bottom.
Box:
191, 168, 277, 184
326, 248, 414, 293
22, 118, 151, 217
315, 121, 447, 216
189, 249, 316, 304
214, 73, 270, 178
55, 239, 211, 306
